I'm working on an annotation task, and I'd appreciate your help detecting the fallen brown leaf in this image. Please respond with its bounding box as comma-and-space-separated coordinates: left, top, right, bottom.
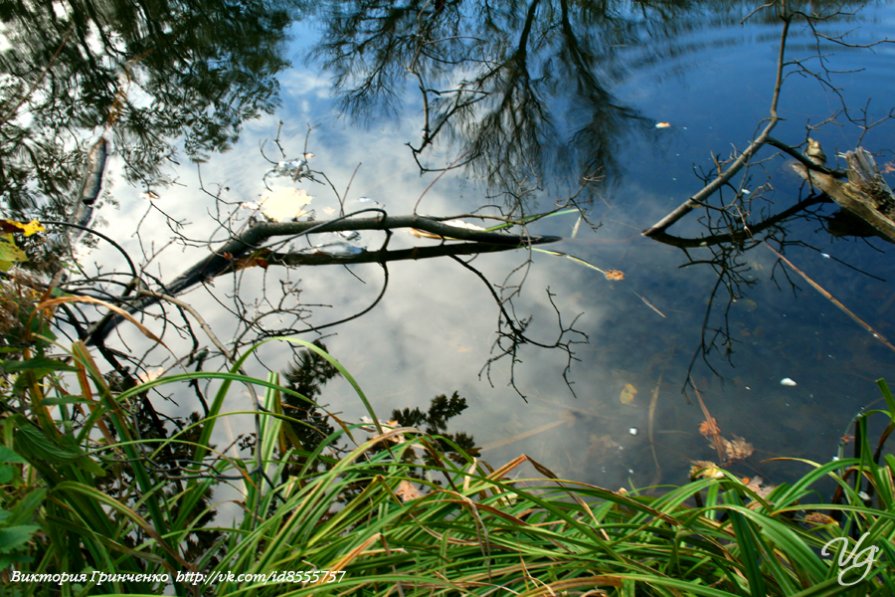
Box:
721, 436, 754, 463
395, 480, 424, 502
698, 417, 720, 438
804, 512, 838, 526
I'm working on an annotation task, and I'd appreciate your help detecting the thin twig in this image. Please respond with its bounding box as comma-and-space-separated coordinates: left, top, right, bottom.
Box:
763, 241, 895, 353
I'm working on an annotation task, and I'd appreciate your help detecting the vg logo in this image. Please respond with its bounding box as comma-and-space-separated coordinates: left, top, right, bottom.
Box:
821, 532, 881, 587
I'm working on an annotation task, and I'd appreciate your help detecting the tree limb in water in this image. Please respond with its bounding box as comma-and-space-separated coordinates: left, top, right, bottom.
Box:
791, 147, 895, 242
85, 212, 560, 345
642, 15, 791, 237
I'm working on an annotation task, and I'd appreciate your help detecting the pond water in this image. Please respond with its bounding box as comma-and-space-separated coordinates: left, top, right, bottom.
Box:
4, 1, 895, 491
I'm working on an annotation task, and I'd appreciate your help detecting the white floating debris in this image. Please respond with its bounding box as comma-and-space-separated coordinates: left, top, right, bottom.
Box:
741, 189, 751, 195
628, 427, 639, 436
309, 241, 364, 257
254, 187, 313, 222
655, 121, 671, 129
821, 253, 831, 259
780, 377, 798, 387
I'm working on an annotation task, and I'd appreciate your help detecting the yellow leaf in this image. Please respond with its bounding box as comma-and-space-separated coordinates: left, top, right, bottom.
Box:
690, 460, 725, 480
619, 383, 638, 405
257, 187, 313, 222
0, 219, 45, 236
19, 219, 45, 236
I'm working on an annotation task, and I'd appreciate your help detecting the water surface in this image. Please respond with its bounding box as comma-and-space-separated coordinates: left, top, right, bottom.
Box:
4, 0, 895, 490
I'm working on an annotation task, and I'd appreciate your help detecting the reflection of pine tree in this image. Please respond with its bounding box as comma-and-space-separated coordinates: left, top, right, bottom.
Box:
282, 339, 338, 454
98, 372, 220, 567
392, 392, 480, 463
279, 342, 479, 488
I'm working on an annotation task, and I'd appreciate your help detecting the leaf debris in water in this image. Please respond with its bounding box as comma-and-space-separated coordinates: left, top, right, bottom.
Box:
619, 383, 637, 404
604, 269, 625, 281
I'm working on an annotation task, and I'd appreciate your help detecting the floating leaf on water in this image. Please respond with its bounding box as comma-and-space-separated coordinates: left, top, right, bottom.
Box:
604, 269, 625, 281
743, 475, 775, 500
721, 436, 754, 462
268, 154, 314, 181
628, 427, 638, 436
409, 228, 441, 239
698, 416, 721, 438
804, 512, 838, 526
0, 219, 45, 236
137, 367, 165, 384
780, 377, 797, 386
588, 433, 621, 454
619, 383, 638, 404
257, 187, 313, 222
655, 121, 672, 129
738, 298, 758, 312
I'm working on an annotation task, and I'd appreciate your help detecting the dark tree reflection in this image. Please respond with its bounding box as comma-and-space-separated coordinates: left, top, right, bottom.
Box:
0, 0, 296, 216
312, 0, 771, 193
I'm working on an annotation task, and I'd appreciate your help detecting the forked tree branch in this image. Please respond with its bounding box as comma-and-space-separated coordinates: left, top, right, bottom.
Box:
642, 14, 791, 237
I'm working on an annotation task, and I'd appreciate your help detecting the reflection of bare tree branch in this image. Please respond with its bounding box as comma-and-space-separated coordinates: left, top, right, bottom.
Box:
450, 256, 587, 400
316, 0, 663, 190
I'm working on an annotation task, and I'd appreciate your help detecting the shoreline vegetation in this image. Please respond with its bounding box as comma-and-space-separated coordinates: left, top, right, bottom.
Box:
2, 318, 894, 595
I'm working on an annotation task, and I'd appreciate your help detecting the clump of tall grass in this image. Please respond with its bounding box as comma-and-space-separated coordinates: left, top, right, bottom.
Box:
2, 330, 894, 595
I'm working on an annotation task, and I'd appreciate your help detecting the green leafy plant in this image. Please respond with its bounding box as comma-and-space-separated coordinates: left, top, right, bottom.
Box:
2, 324, 894, 595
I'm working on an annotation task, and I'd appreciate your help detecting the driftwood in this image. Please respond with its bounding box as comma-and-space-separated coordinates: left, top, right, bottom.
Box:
792, 147, 895, 242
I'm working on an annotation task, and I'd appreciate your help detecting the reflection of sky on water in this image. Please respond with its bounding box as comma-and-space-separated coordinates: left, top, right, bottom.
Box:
81, 3, 895, 491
